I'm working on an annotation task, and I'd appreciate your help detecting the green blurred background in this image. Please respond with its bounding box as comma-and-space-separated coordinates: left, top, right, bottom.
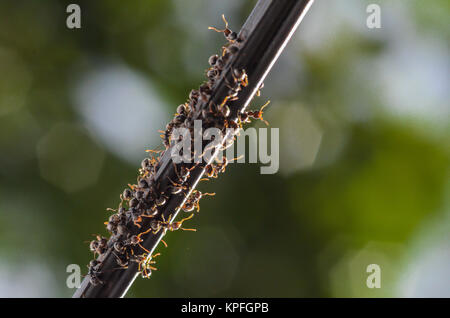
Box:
0, 0, 448, 297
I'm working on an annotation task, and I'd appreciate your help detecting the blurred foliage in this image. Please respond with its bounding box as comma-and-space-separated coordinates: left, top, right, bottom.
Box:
0, 0, 448, 297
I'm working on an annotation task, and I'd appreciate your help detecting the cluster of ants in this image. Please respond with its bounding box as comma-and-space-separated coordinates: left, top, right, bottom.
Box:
87, 15, 269, 286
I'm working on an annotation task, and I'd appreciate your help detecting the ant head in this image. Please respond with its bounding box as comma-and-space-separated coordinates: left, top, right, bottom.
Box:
176, 103, 187, 115
123, 188, 133, 200
208, 54, 219, 66
227, 31, 238, 42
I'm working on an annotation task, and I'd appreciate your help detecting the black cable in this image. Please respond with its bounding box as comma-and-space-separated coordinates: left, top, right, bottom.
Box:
73, 0, 314, 298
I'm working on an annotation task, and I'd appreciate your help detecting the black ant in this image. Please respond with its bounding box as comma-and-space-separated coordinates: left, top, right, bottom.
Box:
241, 100, 270, 126
113, 251, 129, 268
164, 213, 197, 232
173, 163, 196, 183
155, 194, 167, 206
122, 188, 133, 201
233, 68, 248, 87
104, 214, 120, 234
205, 155, 242, 178
138, 213, 196, 237
209, 14, 238, 43
113, 241, 126, 254
176, 103, 189, 116
168, 177, 189, 195
183, 190, 215, 212
87, 261, 103, 286
89, 235, 108, 256
120, 234, 150, 254
159, 122, 176, 148
208, 54, 219, 67
134, 253, 161, 279
140, 157, 158, 175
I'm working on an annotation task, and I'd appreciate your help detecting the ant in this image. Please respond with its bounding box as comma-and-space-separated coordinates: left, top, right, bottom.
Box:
205, 163, 219, 179
219, 69, 247, 107
138, 213, 196, 238
232, 68, 248, 87
122, 234, 150, 254
176, 103, 190, 116
113, 251, 129, 268
181, 200, 196, 213
129, 208, 144, 228
205, 155, 243, 178
207, 68, 219, 81
208, 14, 238, 43
159, 121, 176, 148
132, 206, 158, 228
114, 241, 126, 254
208, 54, 219, 67
183, 190, 215, 212
135, 253, 161, 279
164, 213, 197, 232
87, 262, 103, 286
104, 214, 120, 234
173, 163, 196, 183
122, 188, 133, 201
168, 177, 189, 195
240, 100, 270, 126
89, 274, 103, 286
89, 235, 108, 256
155, 194, 167, 206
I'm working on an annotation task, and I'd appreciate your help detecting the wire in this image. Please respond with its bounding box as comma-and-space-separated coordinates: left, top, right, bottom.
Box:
73, 0, 314, 298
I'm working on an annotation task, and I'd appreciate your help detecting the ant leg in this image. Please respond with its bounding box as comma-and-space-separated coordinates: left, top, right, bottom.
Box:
147, 149, 162, 154
176, 213, 193, 224
138, 242, 150, 254
168, 177, 185, 189
152, 227, 161, 235
137, 227, 153, 241
179, 214, 196, 231
181, 226, 197, 232
258, 100, 271, 125
259, 100, 270, 112
133, 218, 142, 228
229, 155, 244, 163
214, 156, 225, 164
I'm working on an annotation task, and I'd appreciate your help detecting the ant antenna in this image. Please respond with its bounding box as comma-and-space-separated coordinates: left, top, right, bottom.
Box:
208, 14, 229, 33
